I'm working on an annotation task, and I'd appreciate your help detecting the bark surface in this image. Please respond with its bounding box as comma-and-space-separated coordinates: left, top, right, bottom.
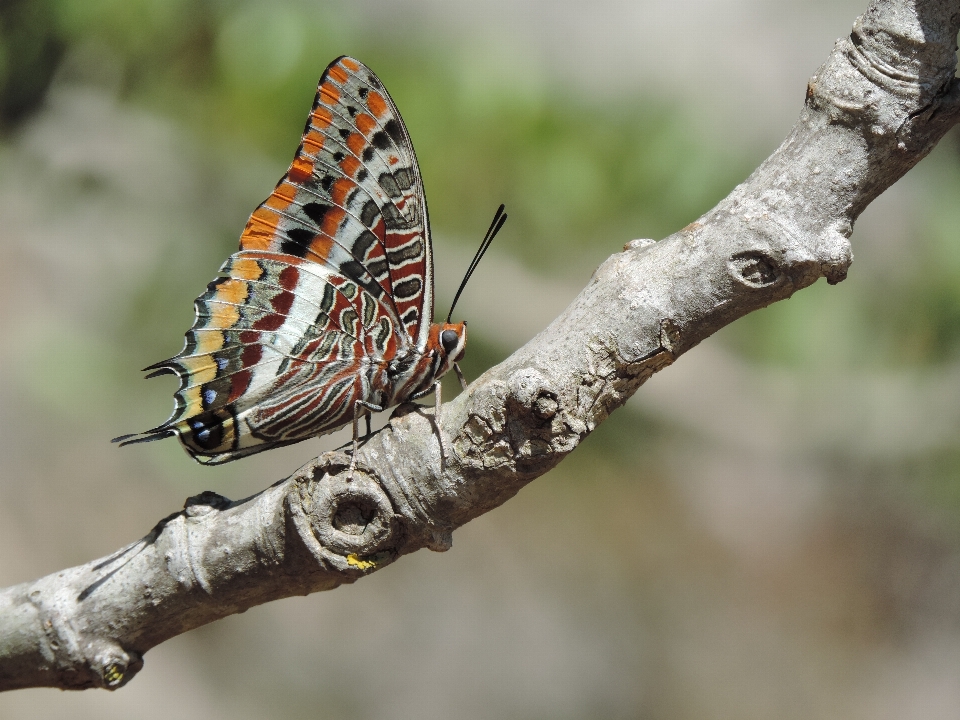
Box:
1, 0, 959, 692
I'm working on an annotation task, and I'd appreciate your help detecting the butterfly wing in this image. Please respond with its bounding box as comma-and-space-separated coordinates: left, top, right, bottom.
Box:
240, 55, 434, 347
117, 56, 432, 463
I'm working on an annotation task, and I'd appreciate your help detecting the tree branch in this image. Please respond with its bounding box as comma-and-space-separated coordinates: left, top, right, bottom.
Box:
2, 0, 958, 693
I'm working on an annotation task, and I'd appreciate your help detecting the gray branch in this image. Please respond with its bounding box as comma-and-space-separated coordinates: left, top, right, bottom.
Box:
2, 0, 958, 693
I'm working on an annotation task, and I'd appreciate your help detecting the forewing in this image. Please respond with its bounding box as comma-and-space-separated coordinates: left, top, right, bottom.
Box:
238, 55, 434, 349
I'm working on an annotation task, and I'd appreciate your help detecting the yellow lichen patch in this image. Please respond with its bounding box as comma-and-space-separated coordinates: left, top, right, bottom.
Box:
103, 664, 124, 685
346, 554, 377, 571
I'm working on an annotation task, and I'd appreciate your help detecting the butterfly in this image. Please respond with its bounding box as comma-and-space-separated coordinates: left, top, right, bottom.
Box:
114, 55, 506, 468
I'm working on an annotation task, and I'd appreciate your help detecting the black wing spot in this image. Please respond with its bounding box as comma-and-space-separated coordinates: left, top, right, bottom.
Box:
362, 146, 375, 162
356, 169, 368, 183
378, 173, 400, 199
320, 174, 335, 191
339, 128, 351, 140
189, 414, 224, 450
279, 240, 308, 257
393, 167, 413, 191
367, 258, 388, 278
394, 277, 422, 299
339, 260, 383, 298
387, 239, 423, 264
281, 227, 315, 257
384, 118, 403, 145
206, 276, 230, 293
320, 283, 336, 314
333, 151, 345, 161
347, 106, 358, 117
303, 202, 332, 226
371, 131, 391, 150
358, 87, 368, 98
286, 227, 315, 244
360, 200, 380, 227
353, 230, 377, 257
380, 203, 404, 229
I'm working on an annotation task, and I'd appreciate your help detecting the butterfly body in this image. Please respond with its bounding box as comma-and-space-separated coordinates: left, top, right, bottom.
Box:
117, 56, 476, 464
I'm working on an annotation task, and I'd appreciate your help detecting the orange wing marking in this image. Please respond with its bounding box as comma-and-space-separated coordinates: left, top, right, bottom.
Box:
307, 235, 335, 262
216, 279, 250, 306
340, 154, 361, 178
302, 131, 324, 156
319, 82, 340, 106
311, 107, 333, 129
242, 209, 280, 250
355, 113, 376, 135
231, 257, 264, 281
366, 91, 387, 118
330, 178, 354, 207
321, 206, 347, 238
289, 156, 314, 183
346, 133, 366, 156
328, 64, 349, 84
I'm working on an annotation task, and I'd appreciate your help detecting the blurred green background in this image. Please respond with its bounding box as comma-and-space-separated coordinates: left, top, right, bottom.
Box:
2, 1, 960, 718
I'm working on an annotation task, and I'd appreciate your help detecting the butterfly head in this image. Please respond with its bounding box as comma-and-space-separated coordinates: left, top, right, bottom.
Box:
430, 321, 467, 378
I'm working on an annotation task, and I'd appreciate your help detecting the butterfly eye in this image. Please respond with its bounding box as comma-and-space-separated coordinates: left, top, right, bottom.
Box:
440, 329, 459, 355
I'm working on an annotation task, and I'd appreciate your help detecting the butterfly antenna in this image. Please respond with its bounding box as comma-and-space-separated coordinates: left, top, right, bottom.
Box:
446, 204, 507, 323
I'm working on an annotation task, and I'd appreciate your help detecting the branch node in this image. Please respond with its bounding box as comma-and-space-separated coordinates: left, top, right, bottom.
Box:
509, 368, 552, 409
819, 225, 854, 285
89, 640, 143, 690
184, 490, 232, 517
728, 251, 783, 289
424, 528, 454, 552
659, 319, 681, 355
287, 453, 400, 573
623, 237, 657, 252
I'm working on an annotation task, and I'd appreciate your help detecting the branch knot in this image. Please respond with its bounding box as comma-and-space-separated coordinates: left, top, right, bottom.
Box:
287, 453, 400, 573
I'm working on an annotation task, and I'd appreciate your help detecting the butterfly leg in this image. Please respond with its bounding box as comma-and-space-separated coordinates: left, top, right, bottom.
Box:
453, 363, 467, 391
408, 380, 447, 461
431, 381, 446, 464
349, 400, 383, 480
